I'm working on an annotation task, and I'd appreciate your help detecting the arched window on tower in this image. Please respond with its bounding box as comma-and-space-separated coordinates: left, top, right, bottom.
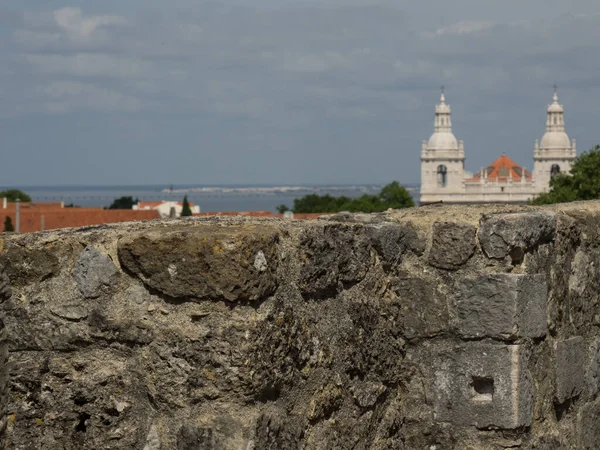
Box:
437, 165, 448, 187
551, 164, 561, 178
553, 116, 557, 125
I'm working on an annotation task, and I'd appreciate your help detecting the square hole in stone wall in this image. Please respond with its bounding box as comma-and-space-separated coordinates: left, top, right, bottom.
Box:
471, 376, 494, 402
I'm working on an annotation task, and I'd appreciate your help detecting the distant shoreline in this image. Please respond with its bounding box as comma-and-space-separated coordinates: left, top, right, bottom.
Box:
1, 183, 419, 189
5, 184, 419, 212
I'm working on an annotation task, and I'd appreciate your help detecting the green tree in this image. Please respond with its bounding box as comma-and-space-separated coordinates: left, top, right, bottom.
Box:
378, 181, 415, 209
530, 145, 600, 205
340, 194, 385, 213
276, 204, 290, 214
290, 181, 414, 213
0, 189, 31, 202
108, 196, 138, 209
181, 195, 193, 217
293, 194, 352, 213
3, 216, 14, 232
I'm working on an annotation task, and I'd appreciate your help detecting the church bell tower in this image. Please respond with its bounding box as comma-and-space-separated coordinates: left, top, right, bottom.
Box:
420, 88, 465, 204
533, 87, 576, 193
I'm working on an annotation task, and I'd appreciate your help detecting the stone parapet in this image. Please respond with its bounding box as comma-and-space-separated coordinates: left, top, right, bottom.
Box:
1, 201, 600, 448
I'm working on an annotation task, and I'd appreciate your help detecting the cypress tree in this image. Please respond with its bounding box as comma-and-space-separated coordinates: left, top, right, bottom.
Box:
181, 196, 193, 217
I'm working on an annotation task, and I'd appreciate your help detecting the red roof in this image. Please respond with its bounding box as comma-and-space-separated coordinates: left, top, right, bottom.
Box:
1, 209, 160, 233
468, 154, 532, 182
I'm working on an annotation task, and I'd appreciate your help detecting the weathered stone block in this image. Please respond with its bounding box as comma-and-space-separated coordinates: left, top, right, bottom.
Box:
177, 425, 214, 449
0, 244, 60, 286
326, 212, 387, 224
118, 226, 279, 301
366, 223, 425, 271
0, 318, 8, 450
428, 221, 476, 270
478, 211, 556, 262
74, 247, 119, 299
300, 224, 371, 297
579, 399, 600, 449
455, 274, 547, 339
555, 336, 585, 404
391, 276, 448, 339
586, 338, 600, 396
432, 343, 532, 429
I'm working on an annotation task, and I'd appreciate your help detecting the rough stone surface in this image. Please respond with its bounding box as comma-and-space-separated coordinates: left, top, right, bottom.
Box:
0, 267, 10, 450
428, 221, 476, 269
1, 202, 600, 448
0, 318, 8, 450
367, 223, 425, 269
73, 247, 118, 299
299, 223, 371, 297
0, 245, 59, 286
429, 342, 533, 429
390, 275, 448, 339
579, 399, 600, 449
118, 225, 279, 301
455, 274, 547, 339
587, 338, 600, 396
556, 336, 586, 404
478, 211, 556, 262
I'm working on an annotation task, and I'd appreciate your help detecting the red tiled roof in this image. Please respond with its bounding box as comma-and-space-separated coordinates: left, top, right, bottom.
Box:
1, 209, 160, 233
468, 154, 532, 182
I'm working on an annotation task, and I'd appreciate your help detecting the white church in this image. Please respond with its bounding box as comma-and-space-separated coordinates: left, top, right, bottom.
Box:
420, 88, 576, 204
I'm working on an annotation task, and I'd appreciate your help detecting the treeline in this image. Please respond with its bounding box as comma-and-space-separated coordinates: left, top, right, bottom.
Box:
530, 145, 600, 205
277, 181, 414, 214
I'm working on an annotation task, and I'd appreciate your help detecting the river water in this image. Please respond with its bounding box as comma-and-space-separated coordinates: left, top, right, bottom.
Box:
7, 185, 419, 213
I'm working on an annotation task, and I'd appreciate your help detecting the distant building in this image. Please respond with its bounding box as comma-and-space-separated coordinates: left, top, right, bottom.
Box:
420, 88, 576, 204
133, 201, 200, 218
0, 200, 159, 233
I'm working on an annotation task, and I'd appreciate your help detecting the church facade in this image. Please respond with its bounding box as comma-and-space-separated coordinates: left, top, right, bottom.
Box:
420, 89, 576, 204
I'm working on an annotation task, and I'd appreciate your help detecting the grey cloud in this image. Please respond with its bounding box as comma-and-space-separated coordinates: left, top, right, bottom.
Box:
38, 81, 142, 113
53, 7, 127, 42
2, 2, 600, 186
24, 53, 153, 78
425, 20, 496, 38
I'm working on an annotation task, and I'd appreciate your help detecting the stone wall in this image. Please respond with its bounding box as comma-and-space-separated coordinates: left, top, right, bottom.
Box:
2, 203, 600, 449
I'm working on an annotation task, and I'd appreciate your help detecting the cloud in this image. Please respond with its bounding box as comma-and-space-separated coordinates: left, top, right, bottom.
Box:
38, 81, 142, 113
426, 20, 496, 38
25, 53, 152, 78
4, 1, 600, 185
53, 7, 126, 42
280, 51, 352, 73
13, 30, 62, 48
214, 98, 266, 118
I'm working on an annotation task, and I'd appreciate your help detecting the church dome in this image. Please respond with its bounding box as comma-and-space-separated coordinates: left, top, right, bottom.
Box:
547, 103, 563, 113
540, 131, 570, 149
547, 91, 564, 113
428, 131, 458, 150
539, 88, 571, 150
425, 89, 460, 151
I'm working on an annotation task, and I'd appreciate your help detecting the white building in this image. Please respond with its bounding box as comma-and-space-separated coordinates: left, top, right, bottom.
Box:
420, 88, 576, 204
133, 200, 200, 218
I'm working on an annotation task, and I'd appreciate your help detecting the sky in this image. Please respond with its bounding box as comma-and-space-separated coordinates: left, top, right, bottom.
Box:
2, 0, 600, 186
